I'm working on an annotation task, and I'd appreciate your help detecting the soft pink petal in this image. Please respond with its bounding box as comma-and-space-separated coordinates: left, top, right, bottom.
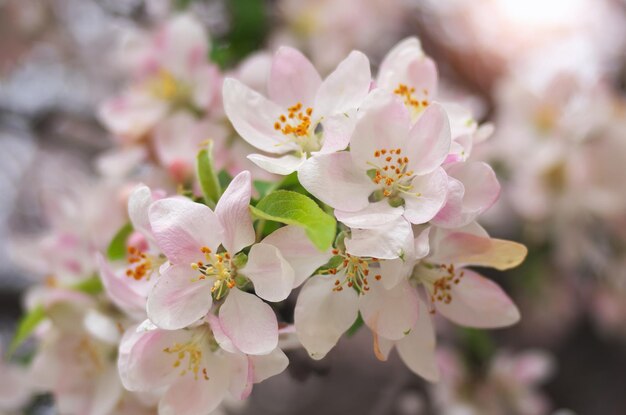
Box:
314, 51, 371, 117
215, 171, 255, 253
359, 278, 419, 341
435, 270, 520, 328
396, 300, 439, 381
295, 275, 359, 359
406, 102, 451, 175
317, 111, 357, 154
335, 200, 403, 229
402, 167, 449, 224
247, 153, 306, 175
98, 89, 167, 140
158, 351, 230, 415
219, 288, 278, 355
222, 78, 297, 154
345, 216, 413, 260
377, 37, 425, 90
261, 225, 332, 287
207, 314, 237, 353
97, 254, 147, 319
128, 185, 154, 237
244, 243, 295, 302
349, 90, 410, 171
146, 264, 213, 330
378, 257, 412, 290
149, 197, 223, 264
249, 347, 289, 383
268, 47, 322, 108
227, 352, 254, 400
297, 152, 376, 212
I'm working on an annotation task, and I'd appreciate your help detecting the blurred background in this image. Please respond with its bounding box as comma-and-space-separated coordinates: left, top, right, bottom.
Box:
2, 0, 626, 414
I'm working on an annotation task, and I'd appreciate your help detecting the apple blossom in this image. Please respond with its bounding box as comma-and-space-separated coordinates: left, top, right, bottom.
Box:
222, 46, 371, 174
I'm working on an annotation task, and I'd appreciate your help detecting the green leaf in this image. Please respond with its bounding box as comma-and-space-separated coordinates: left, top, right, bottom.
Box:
8, 305, 46, 356
196, 142, 222, 209
253, 180, 274, 199
70, 275, 104, 295
107, 222, 133, 261
250, 190, 336, 251
346, 313, 364, 337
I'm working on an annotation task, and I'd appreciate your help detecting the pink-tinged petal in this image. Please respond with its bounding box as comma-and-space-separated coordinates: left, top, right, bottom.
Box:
406, 57, 438, 99
149, 197, 223, 265
156, 14, 209, 78
509, 351, 555, 384
433, 162, 500, 228
227, 352, 254, 400
222, 78, 297, 154
247, 153, 306, 175
90, 366, 124, 415
98, 89, 167, 141
345, 216, 413, 260
372, 332, 395, 361
335, 200, 403, 229
191, 64, 220, 109
396, 300, 439, 381
146, 265, 213, 330
298, 152, 376, 212
317, 111, 357, 154
414, 226, 432, 259
430, 229, 527, 271
97, 254, 147, 319
219, 288, 278, 355
314, 51, 371, 117
268, 47, 322, 108
349, 90, 410, 170
377, 37, 426, 90
207, 314, 237, 353
215, 171, 255, 253
244, 243, 295, 302
118, 322, 191, 391
262, 226, 331, 287
249, 347, 289, 382
378, 257, 412, 290
128, 185, 154, 237
435, 270, 520, 328
295, 275, 359, 359
359, 278, 419, 341
406, 103, 451, 175
402, 167, 448, 224
159, 351, 230, 415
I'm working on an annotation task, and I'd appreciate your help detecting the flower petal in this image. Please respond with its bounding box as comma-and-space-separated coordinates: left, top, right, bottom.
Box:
396, 300, 439, 381
219, 288, 278, 355
402, 167, 449, 224
96, 254, 147, 319
298, 152, 375, 212
247, 153, 306, 175
314, 51, 371, 117
261, 225, 332, 287
128, 185, 154, 237
244, 243, 295, 302
349, 90, 410, 171
335, 200, 403, 229
249, 347, 289, 383
268, 47, 322, 108
215, 171, 255, 253
294, 275, 359, 359
317, 111, 357, 154
359, 278, 419, 341
406, 102, 451, 175
435, 270, 520, 328
149, 197, 223, 265
223, 78, 297, 154
146, 265, 213, 330
345, 216, 413, 260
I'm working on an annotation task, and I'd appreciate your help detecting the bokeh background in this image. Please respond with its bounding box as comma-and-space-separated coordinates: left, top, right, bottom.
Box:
2, 0, 626, 414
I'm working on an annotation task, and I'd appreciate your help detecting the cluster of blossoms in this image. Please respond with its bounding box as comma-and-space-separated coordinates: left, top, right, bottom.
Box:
4, 14, 528, 415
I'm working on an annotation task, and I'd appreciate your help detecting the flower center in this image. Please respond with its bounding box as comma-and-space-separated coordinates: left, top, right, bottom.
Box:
191, 246, 236, 300
394, 83, 430, 115
414, 262, 465, 313
126, 246, 155, 280
324, 249, 381, 295
163, 339, 209, 381
274, 102, 322, 154
147, 69, 190, 103
368, 148, 419, 198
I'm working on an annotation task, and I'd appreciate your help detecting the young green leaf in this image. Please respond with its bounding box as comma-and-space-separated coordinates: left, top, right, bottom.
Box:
8, 305, 46, 356
107, 222, 133, 261
70, 275, 104, 295
196, 141, 222, 209
250, 190, 336, 251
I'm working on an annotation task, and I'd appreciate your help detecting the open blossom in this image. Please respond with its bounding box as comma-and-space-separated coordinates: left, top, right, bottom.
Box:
99, 14, 220, 142
298, 90, 450, 258
222, 46, 371, 175
118, 320, 288, 415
